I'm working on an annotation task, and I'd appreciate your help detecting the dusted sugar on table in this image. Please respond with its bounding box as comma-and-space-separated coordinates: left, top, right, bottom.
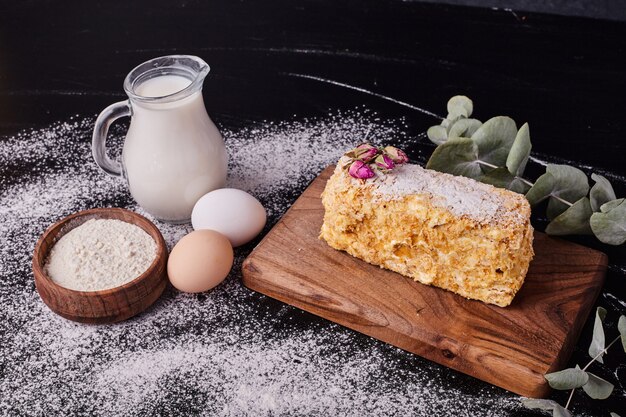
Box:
320, 156, 535, 307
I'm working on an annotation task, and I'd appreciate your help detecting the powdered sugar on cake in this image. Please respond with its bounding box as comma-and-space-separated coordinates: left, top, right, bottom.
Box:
338, 157, 528, 225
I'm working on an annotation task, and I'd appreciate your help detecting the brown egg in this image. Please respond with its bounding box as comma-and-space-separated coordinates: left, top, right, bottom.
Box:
167, 230, 234, 293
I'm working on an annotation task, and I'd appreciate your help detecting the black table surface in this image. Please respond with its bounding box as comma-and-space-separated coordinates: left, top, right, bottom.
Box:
1, 1, 625, 416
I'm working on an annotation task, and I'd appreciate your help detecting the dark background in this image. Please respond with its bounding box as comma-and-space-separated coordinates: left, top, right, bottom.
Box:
1, 0, 625, 416
415, 0, 626, 21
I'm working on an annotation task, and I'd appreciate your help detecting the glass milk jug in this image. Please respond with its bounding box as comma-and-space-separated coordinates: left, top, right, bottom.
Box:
92, 55, 227, 223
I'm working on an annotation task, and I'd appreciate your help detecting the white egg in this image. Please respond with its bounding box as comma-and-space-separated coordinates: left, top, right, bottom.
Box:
191, 188, 267, 247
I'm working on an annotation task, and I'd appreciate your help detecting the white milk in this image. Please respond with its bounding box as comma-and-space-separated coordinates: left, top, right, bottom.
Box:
134, 74, 191, 97
122, 75, 228, 222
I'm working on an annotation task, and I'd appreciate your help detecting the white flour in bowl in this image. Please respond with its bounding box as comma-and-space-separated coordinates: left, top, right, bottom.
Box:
44, 219, 156, 291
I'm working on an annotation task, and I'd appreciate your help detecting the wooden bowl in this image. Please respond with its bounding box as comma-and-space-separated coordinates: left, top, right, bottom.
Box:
32, 208, 168, 324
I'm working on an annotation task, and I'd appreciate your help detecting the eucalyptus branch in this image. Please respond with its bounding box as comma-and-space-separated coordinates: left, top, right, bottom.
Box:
476, 160, 576, 207
528, 308, 626, 417
582, 335, 620, 372
517, 177, 534, 187
426, 95, 626, 245
477, 160, 499, 170
551, 194, 574, 208
563, 336, 621, 409
564, 388, 576, 410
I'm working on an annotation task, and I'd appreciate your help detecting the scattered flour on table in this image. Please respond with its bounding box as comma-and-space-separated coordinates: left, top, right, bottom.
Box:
44, 219, 157, 291
0, 111, 578, 416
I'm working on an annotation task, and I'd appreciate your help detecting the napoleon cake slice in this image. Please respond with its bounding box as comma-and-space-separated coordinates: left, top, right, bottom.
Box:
320, 156, 534, 307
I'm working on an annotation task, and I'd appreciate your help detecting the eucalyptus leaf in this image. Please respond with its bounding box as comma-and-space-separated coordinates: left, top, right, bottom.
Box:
427, 125, 448, 145
506, 122, 531, 176
590, 173, 617, 212
525, 172, 556, 206
601, 198, 625, 213
590, 199, 626, 245
596, 306, 607, 321
589, 306, 607, 363
520, 398, 560, 411
447, 95, 473, 118
426, 137, 482, 179
449, 118, 482, 139
479, 167, 531, 194
443, 114, 464, 133
520, 398, 572, 417
545, 197, 593, 236
618, 315, 626, 352
545, 367, 589, 390
544, 164, 590, 219
448, 107, 469, 119
582, 371, 614, 399
471, 116, 518, 167
553, 407, 573, 417
511, 178, 532, 194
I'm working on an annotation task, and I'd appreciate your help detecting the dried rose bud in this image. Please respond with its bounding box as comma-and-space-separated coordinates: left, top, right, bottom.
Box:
383, 146, 409, 164
355, 143, 379, 162
348, 160, 375, 179
375, 154, 395, 170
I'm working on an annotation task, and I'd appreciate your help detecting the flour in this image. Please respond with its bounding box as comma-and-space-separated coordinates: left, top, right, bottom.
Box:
44, 219, 157, 291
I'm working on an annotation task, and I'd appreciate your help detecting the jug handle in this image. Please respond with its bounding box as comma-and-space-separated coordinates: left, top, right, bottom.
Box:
92, 100, 131, 178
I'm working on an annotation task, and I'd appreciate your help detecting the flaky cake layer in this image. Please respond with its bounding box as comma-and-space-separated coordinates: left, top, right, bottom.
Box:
320, 160, 534, 307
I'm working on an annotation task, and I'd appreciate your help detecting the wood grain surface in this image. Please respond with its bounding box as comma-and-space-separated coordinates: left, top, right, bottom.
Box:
242, 166, 608, 398
32, 208, 168, 324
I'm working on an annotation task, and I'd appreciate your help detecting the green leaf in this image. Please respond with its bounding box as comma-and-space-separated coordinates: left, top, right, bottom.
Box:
506, 122, 531, 176
427, 125, 448, 145
526, 164, 590, 219
426, 137, 482, 179
553, 407, 573, 417
448, 108, 468, 119
582, 372, 614, 399
590, 173, 617, 212
520, 398, 558, 411
471, 116, 518, 167
545, 367, 589, 390
441, 114, 460, 130
601, 198, 625, 213
589, 306, 607, 363
545, 197, 593, 236
520, 398, 572, 417
618, 315, 626, 353
449, 118, 482, 139
479, 167, 531, 194
447, 95, 473, 118
611, 412, 622, 417
546, 165, 590, 219
590, 199, 626, 245
525, 172, 556, 206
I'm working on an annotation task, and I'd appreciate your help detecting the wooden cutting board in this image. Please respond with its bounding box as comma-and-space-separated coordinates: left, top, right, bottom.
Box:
242, 166, 607, 397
